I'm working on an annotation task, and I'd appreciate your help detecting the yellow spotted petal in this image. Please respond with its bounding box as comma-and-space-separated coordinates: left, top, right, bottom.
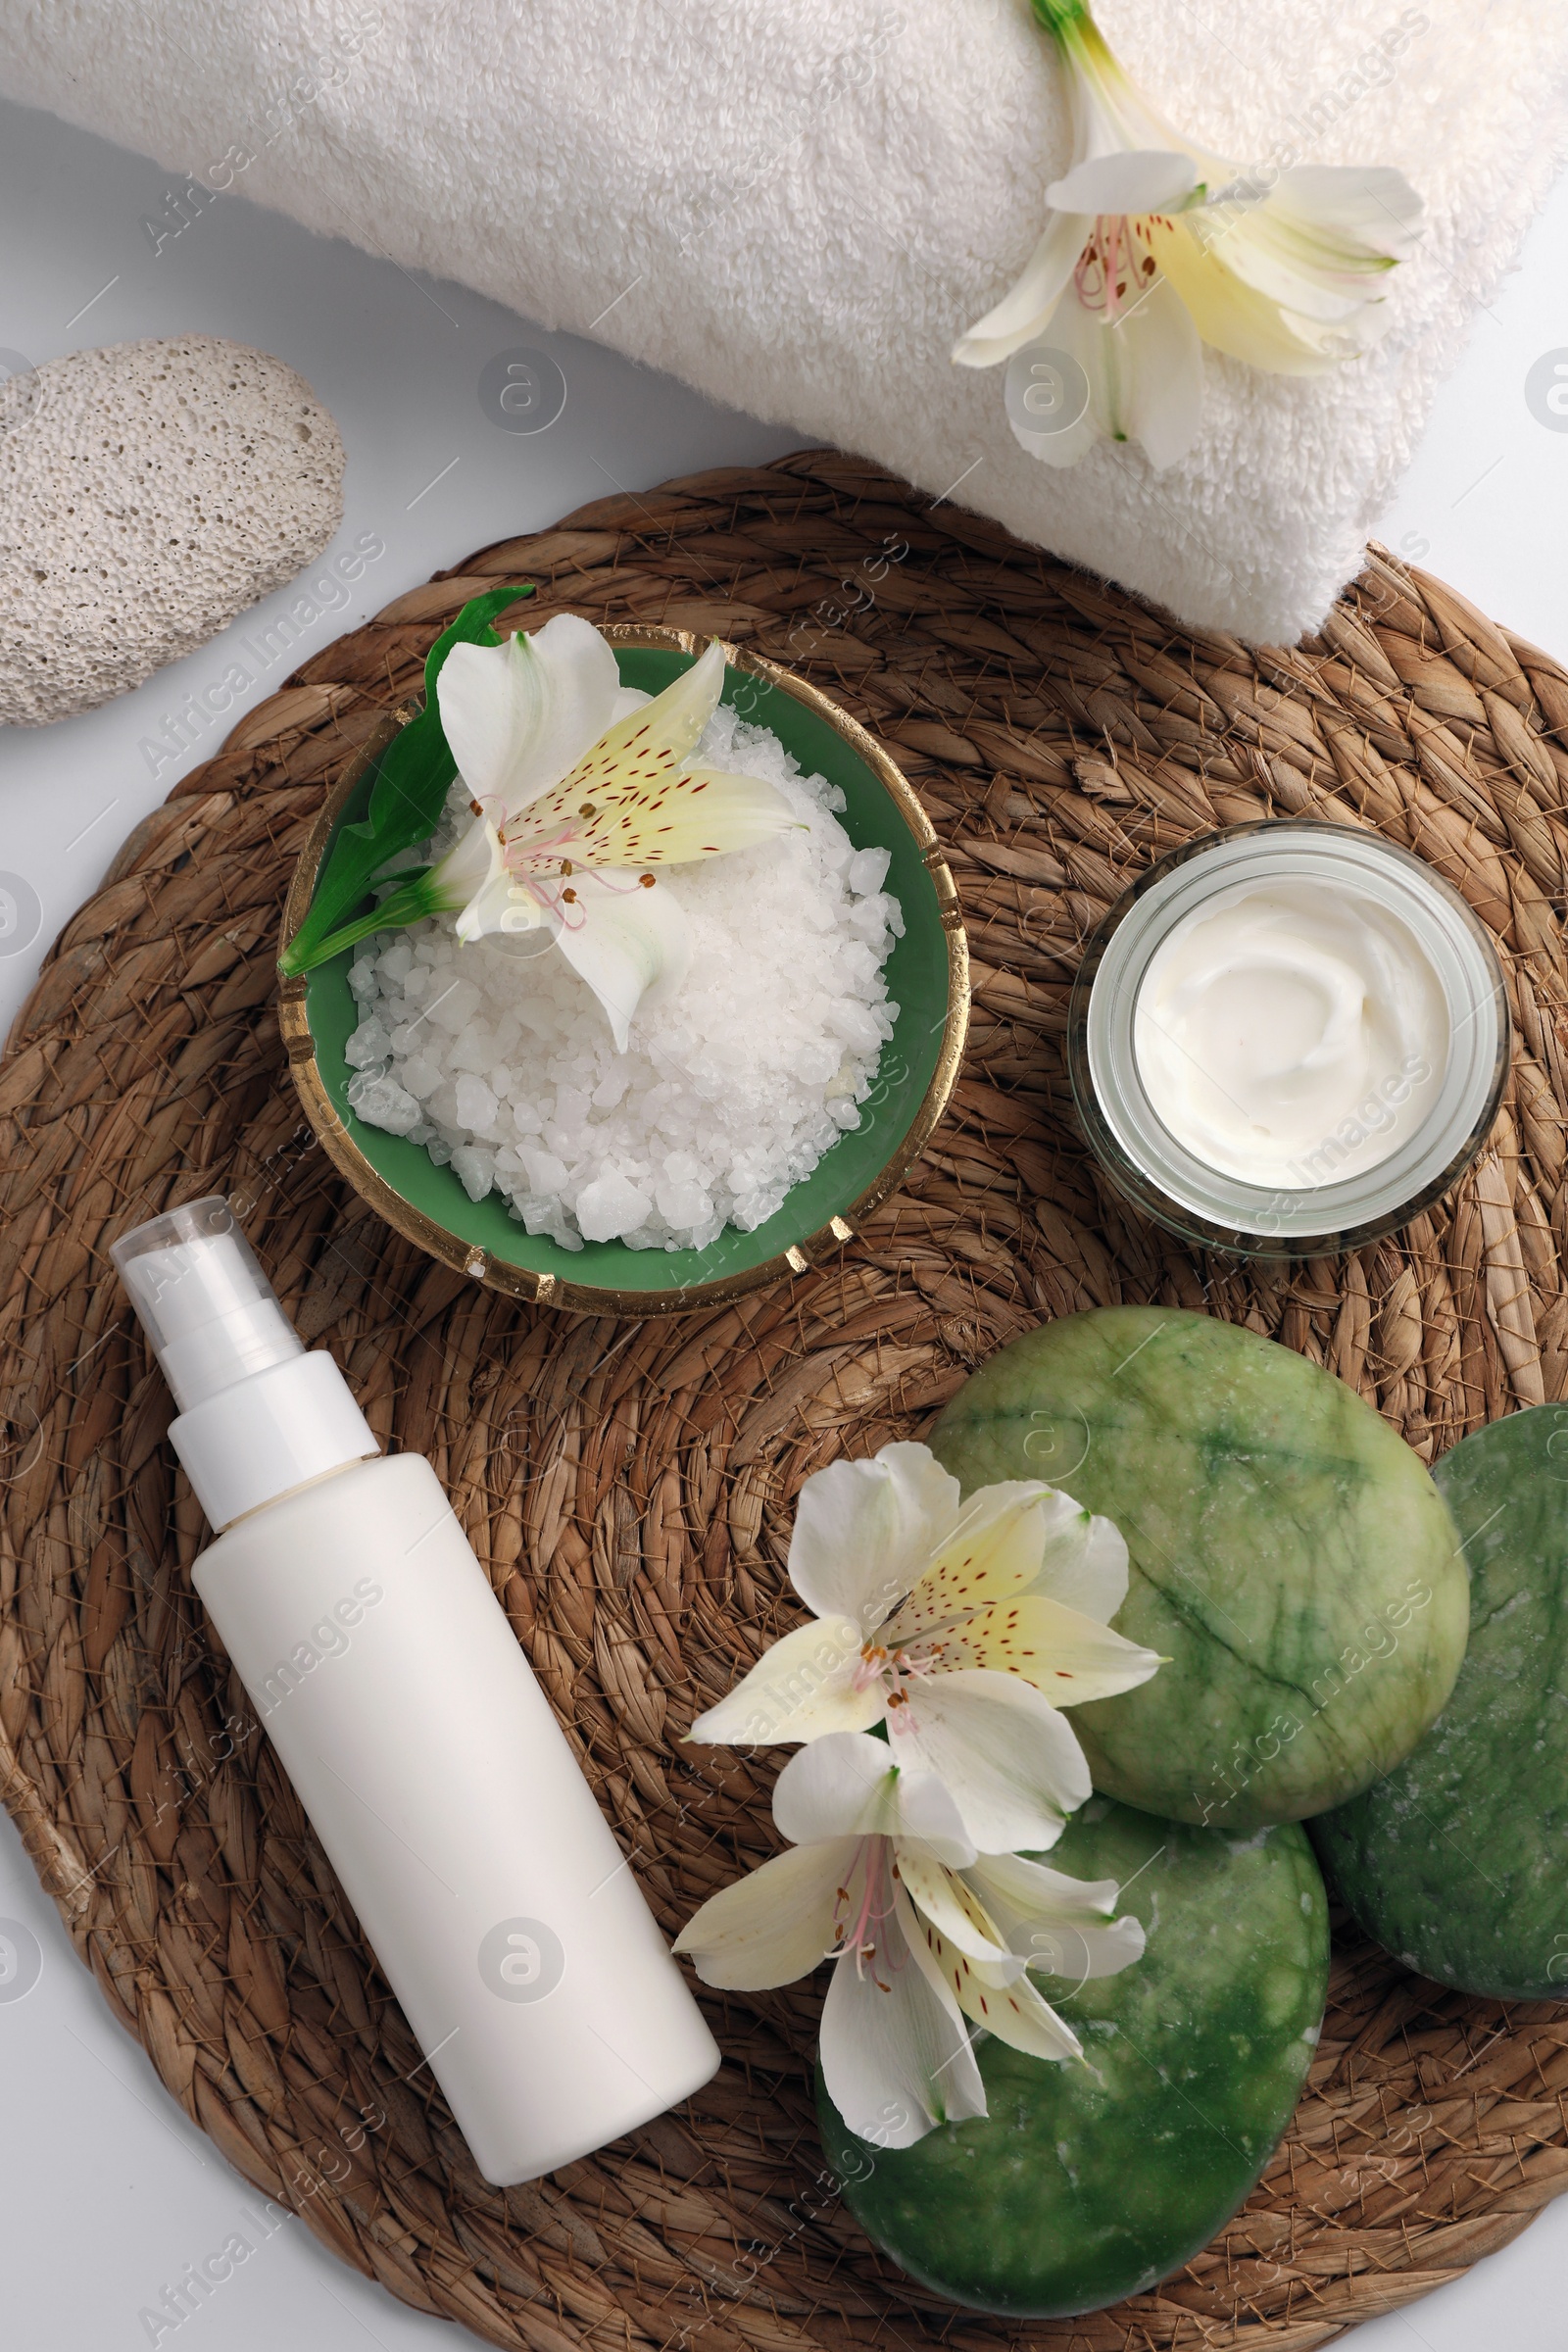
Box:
503, 640, 796, 870
906, 1895, 1082, 2062
888, 1482, 1087, 1642
509, 763, 795, 871
894, 1841, 1021, 1977
597, 636, 728, 767
927, 1593, 1164, 1706
967, 1963, 1084, 2063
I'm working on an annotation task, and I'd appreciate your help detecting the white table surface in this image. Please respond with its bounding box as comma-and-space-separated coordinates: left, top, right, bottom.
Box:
3, 89, 1568, 2352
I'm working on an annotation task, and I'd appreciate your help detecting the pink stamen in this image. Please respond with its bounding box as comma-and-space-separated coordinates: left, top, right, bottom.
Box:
503, 834, 654, 916
832, 1838, 905, 1990
1073, 213, 1162, 318
501, 813, 578, 868
856, 1631, 952, 1737
892, 1647, 939, 1680
509, 874, 581, 935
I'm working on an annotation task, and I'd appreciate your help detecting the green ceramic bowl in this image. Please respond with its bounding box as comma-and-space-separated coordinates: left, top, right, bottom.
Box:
279, 626, 968, 1315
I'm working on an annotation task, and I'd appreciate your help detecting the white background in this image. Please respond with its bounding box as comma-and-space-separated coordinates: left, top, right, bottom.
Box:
2, 88, 1568, 2352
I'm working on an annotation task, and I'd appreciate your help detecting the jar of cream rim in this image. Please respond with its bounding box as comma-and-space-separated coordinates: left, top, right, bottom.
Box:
1067, 822, 1510, 1258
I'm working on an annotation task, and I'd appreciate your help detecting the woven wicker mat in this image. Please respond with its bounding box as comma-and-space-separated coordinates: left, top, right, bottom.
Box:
6, 453, 1568, 2351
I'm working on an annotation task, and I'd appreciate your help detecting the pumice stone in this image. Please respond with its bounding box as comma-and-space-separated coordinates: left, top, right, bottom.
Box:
0, 334, 344, 725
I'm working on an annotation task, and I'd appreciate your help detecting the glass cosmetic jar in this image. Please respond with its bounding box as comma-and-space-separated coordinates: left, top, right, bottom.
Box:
1067, 822, 1509, 1258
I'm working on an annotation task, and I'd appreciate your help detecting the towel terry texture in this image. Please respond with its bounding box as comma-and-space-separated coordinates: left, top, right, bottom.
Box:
3, 0, 1565, 642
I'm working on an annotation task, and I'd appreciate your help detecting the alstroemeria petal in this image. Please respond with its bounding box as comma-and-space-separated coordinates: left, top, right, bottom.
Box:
607, 638, 728, 767
1047, 149, 1196, 218
1210, 212, 1393, 327
503, 641, 792, 871
903, 1886, 1082, 2059
1148, 215, 1330, 374
549, 868, 691, 1054
789, 1443, 962, 1634
953, 207, 1090, 369
616, 765, 798, 867
503, 635, 723, 837
1031, 270, 1204, 471
509, 764, 796, 874
1118, 273, 1204, 470
895, 1842, 1021, 1974
966, 1959, 1084, 2061
964, 1853, 1147, 1982
887, 1482, 1070, 1642
896, 1667, 1091, 1851
1159, 168, 1417, 376
1027, 1496, 1129, 1623
1006, 285, 1102, 468
1269, 164, 1422, 256
672, 1838, 856, 1989
773, 1731, 976, 1863
819, 1886, 987, 2147
1038, 1910, 1148, 1982
1197, 174, 1412, 351
427, 813, 506, 914
437, 612, 621, 823
448, 821, 553, 947
934, 1592, 1163, 1706
965, 1850, 1119, 1926
686, 1618, 872, 1746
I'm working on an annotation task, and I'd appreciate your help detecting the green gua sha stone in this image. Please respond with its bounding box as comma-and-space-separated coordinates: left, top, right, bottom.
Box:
1313, 1402, 1568, 1999
818, 1799, 1329, 2320
930, 1307, 1468, 1829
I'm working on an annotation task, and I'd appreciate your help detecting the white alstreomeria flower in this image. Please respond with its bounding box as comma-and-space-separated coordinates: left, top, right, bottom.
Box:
410, 613, 795, 1049
674, 1732, 1145, 2147
953, 0, 1422, 469
687, 1441, 1161, 1852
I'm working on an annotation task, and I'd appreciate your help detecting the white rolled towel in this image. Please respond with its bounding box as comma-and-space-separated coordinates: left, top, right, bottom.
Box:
1, 0, 1563, 641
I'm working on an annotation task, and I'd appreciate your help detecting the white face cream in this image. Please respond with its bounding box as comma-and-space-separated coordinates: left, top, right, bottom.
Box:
1132, 880, 1449, 1190
1071, 824, 1508, 1257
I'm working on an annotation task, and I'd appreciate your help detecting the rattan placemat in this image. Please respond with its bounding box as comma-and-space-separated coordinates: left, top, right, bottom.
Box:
5, 453, 1568, 2351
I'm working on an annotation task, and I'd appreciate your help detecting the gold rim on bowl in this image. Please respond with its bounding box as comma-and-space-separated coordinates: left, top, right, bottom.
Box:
277, 626, 970, 1316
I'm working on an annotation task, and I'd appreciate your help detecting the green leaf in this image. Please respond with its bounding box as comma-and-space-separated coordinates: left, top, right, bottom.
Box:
279, 583, 532, 975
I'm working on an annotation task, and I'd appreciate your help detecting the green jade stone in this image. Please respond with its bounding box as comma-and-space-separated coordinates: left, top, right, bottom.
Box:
930, 1307, 1468, 1829
1314, 1402, 1568, 1999
819, 1800, 1329, 2320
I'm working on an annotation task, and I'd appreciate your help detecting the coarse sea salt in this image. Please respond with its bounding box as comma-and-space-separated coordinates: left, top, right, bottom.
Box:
344, 702, 904, 1251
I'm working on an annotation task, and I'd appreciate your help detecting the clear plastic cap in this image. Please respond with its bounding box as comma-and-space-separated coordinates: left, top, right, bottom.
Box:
111, 1196, 303, 1412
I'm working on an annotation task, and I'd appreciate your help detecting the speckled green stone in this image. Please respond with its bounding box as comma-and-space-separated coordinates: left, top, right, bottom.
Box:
818, 1800, 1329, 2320
1313, 1404, 1568, 1998
931, 1308, 1468, 1829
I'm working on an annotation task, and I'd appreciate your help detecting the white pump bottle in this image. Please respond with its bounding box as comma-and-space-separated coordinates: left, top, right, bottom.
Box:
113, 1196, 718, 2184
